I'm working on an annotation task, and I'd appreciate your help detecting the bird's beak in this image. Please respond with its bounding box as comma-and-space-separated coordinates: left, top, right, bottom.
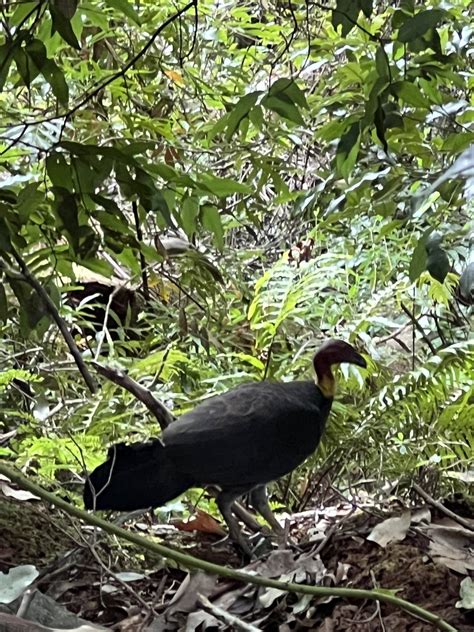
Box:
352, 352, 367, 368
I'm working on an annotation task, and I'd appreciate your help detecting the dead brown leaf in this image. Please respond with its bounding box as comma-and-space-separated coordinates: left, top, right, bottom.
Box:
172, 510, 226, 536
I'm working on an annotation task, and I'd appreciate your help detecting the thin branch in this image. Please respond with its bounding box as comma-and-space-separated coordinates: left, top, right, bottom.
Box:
1, 252, 97, 394
0, 463, 458, 632
73, 520, 156, 616
197, 593, 261, 631
412, 482, 474, 532
93, 284, 123, 360
91, 361, 175, 430
132, 201, 150, 301
159, 268, 210, 315
400, 302, 437, 355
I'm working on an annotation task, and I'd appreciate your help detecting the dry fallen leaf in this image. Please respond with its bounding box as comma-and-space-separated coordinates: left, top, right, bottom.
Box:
422, 524, 474, 575
166, 572, 218, 616
0, 475, 40, 501
173, 509, 226, 536
367, 511, 411, 548
456, 577, 474, 609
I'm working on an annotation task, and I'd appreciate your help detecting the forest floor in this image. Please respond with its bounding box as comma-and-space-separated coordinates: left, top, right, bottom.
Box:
0, 485, 473, 632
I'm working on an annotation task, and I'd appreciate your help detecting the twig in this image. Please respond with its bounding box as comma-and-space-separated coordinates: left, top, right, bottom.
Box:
132, 200, 150, 302
412, 482, 474, 532
198, 593, 262, 631
370, 570, 386, 632
73, 520, 156, 616
159, 268, 210, 315
0, 463, 459, 632
262, 335, 275, 380
91, 362, 175, 430
16, 588, 36, 618
93, 284, 123, 360
375, 323, 411, 345
313, 506, 357, 556
1, 251, 97, 394
400, 302, 437, 354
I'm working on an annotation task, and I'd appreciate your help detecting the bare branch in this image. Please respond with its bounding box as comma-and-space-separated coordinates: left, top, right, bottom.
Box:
91, 362, 175, 430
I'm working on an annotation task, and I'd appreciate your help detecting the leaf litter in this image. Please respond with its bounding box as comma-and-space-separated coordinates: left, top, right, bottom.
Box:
0, 490, 473, 631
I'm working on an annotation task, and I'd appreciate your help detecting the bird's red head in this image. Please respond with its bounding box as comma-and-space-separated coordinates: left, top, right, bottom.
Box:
313, 339, 367, 398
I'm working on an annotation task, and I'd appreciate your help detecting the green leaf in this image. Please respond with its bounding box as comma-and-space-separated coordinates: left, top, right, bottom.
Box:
46, 153, 72, 189
198, 174, 251, 197
10, 280, 46, 335
332, 0, 360, 37
336, 122, 360, 180
77, 258, 115, 277
152, 163, 178, 181
397, 10, 446, 43
60, 141, 138, 166
262, 95, 304, 125
208, 113, 229, 143
10, 2, 37, 27
49, 4, 80, 49
96, 208, 133, 236
225, 91, 261, 141
13, 47, 40, 86
25, 39, 47, 70
0, 43, 15, 91
360, 0, 373, 18
180, 196, 200, 238
400, 0, 415, 13
392, 81, 430, 108
375, 46, 389, 79
89, 193, 121, 214
442, 133, 474, 153
17, 183, 43, 222
374, 106, 387, 152
364, 76, 389, 123
409, 229, 432, 282
0, 283, 7, 323
249, 105, 264, 130
269, 79, 308, 110
41, 59, 69, 105
54, 0, 78, 19
201, 205, 224, 250
72, 157, 99, 193
105, 0, 141, 26
54, 190, 80, 251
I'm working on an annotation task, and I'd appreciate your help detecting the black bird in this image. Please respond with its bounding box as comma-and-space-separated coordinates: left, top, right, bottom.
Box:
84, 339, 366, 553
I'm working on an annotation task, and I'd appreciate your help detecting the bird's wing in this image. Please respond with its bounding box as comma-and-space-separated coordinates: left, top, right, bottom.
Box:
162, 381, 328, 488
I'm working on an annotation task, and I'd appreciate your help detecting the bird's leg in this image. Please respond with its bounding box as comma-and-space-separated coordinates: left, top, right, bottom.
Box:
207, 487, 261, 533
249, 485, 284, 535
216, 490, 253, 557
232, 501, 264, 533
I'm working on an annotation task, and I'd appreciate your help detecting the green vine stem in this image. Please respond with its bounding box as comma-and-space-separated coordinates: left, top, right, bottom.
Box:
0, 463, 458, 632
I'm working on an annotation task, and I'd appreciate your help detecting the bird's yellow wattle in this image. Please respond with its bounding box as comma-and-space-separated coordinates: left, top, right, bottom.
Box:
317, 373, 336, 398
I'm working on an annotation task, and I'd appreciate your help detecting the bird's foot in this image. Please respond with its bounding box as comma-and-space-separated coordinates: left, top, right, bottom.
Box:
272, 519, 300, 551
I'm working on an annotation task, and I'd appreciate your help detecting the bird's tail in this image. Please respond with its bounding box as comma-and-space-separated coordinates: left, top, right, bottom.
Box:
83, 439, 193, 511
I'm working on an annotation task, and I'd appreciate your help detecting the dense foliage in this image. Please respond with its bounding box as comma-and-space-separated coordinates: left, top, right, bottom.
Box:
0, 0, 472, 513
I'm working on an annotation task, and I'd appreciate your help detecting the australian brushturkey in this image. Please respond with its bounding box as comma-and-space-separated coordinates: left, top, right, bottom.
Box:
84, 339, 366, 553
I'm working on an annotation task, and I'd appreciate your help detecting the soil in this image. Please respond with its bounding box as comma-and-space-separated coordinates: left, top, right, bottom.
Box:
1, 494, 472, 631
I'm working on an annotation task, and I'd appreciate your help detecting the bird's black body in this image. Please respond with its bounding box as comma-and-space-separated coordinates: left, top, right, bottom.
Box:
164, 381, 331, 488
84, 339, 366, 553
84, 380, 331, 511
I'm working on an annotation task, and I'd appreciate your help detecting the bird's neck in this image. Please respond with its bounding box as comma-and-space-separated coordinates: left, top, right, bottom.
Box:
316, 368, 335, 398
